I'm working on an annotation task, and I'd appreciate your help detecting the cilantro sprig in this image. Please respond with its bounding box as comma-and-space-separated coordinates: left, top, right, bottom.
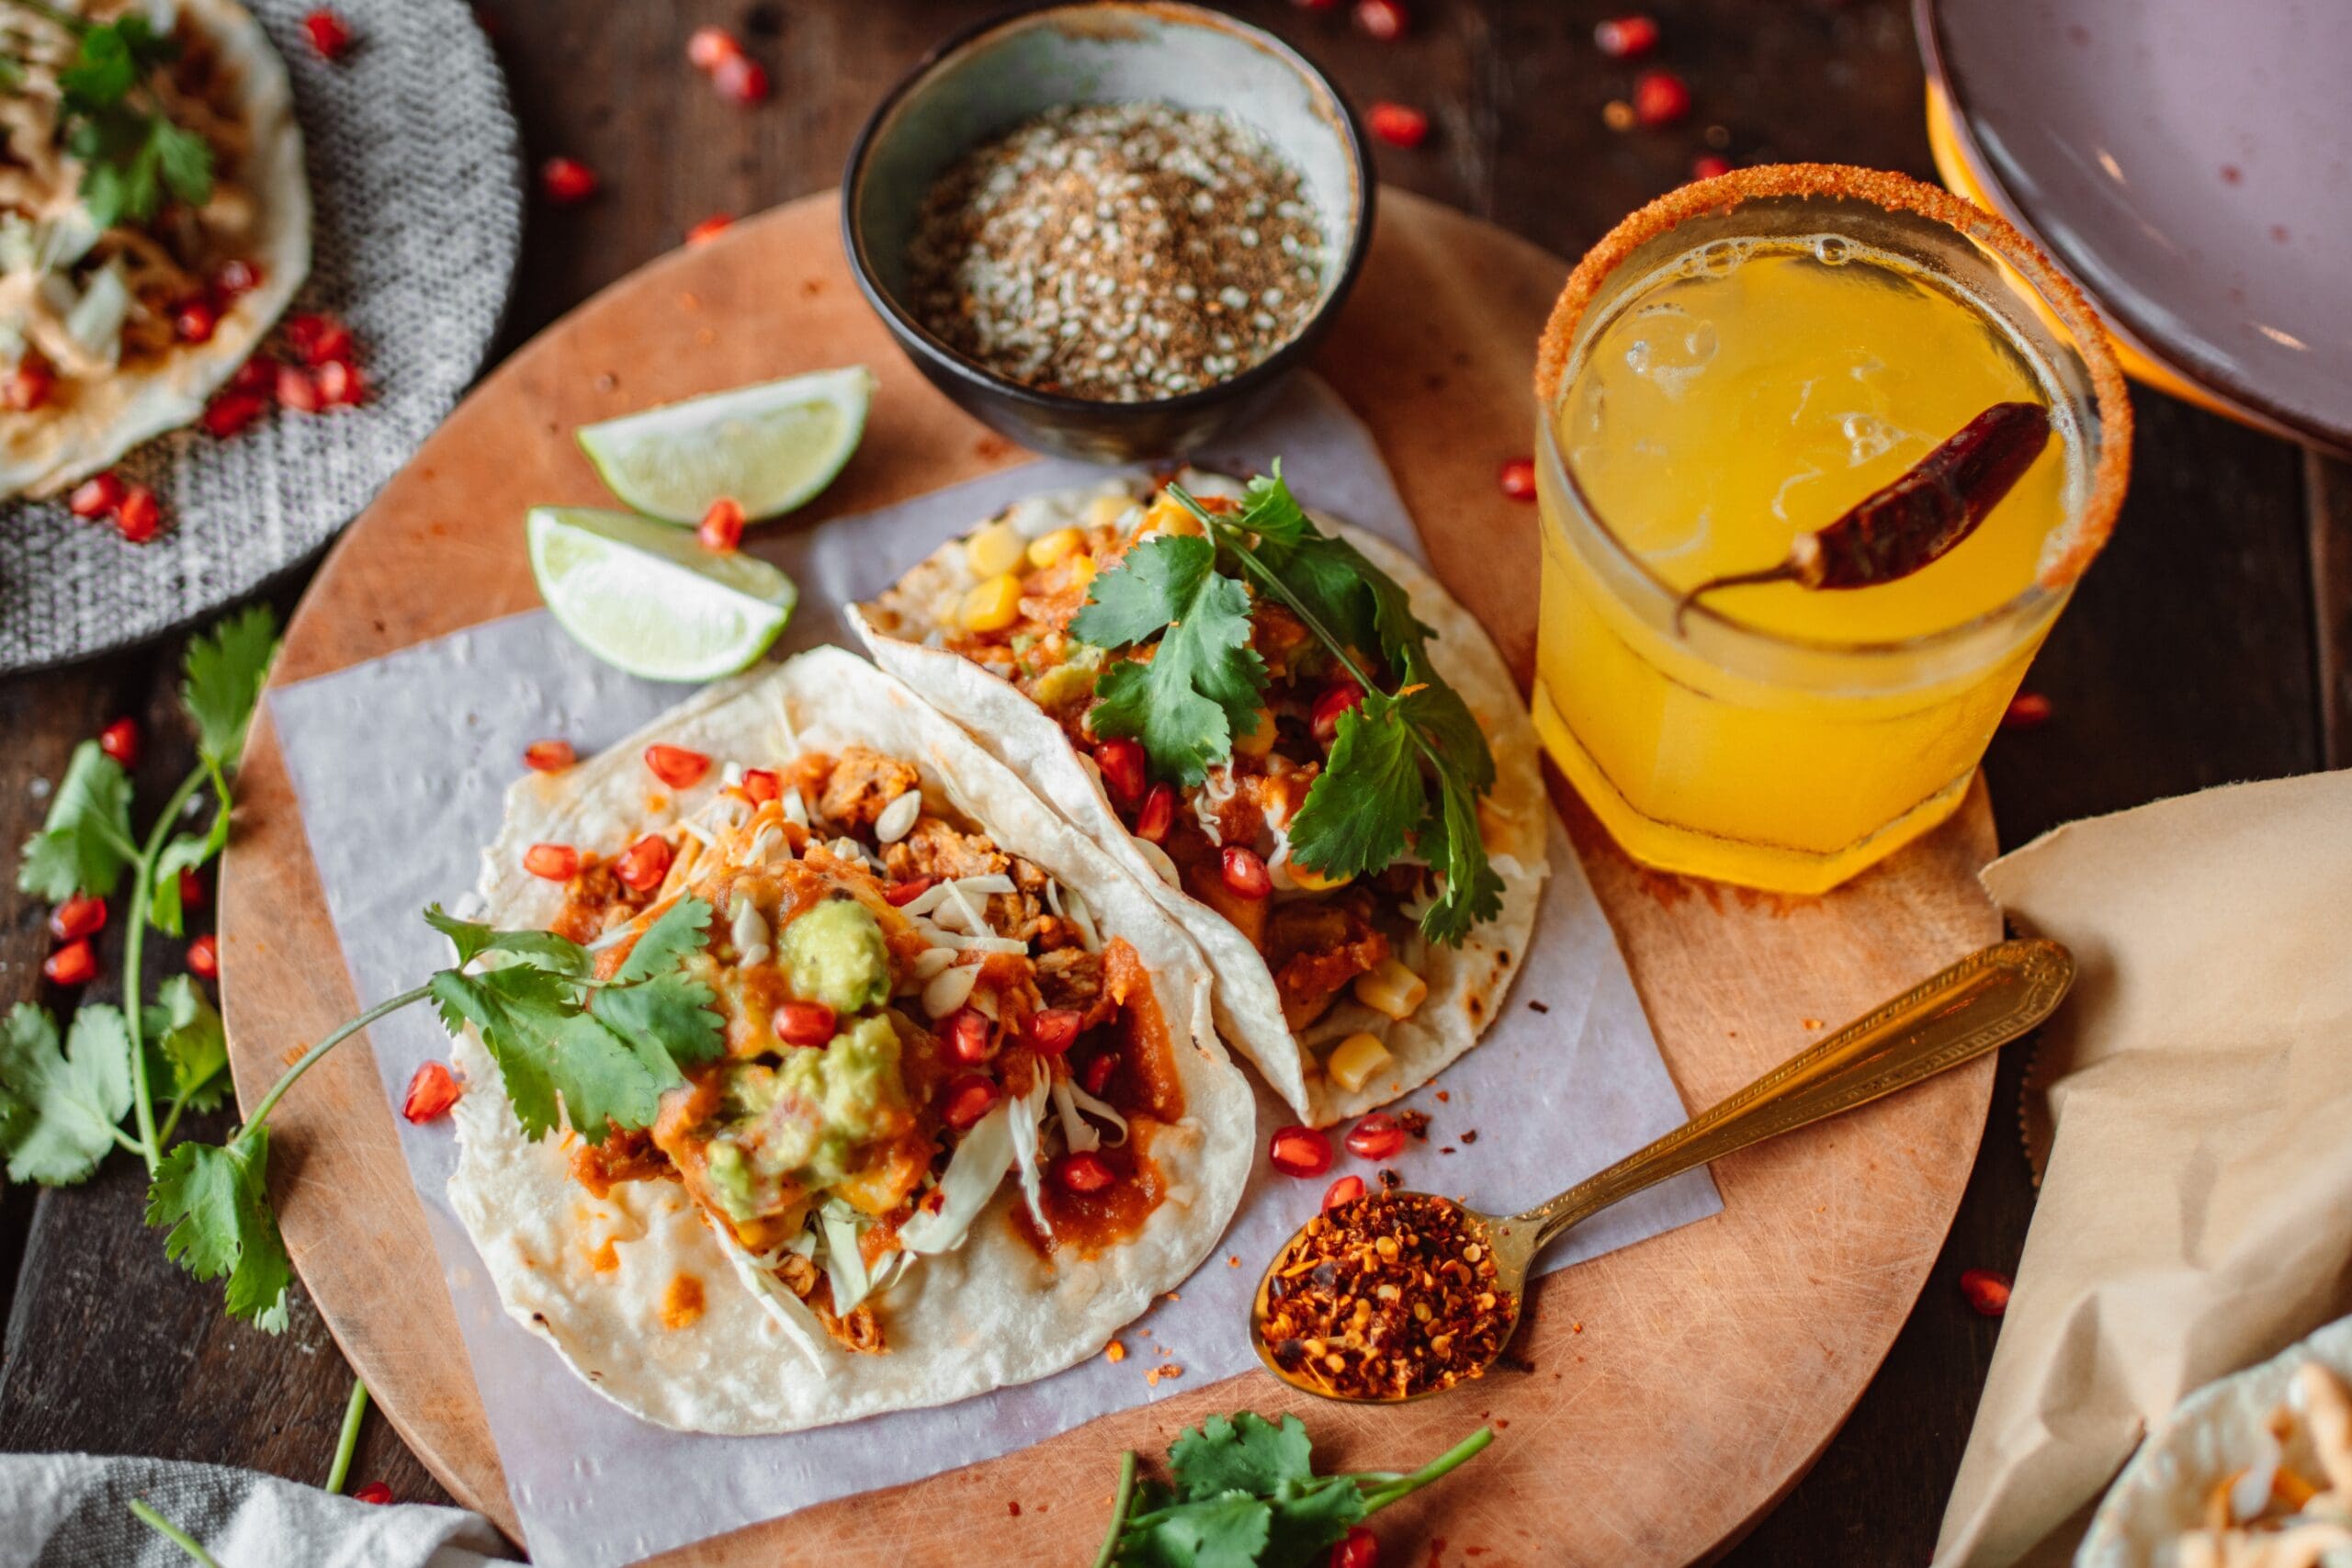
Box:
1092, 1412, 1493, 1568
4, 1, 215, 227
1069, 468, 1505, 945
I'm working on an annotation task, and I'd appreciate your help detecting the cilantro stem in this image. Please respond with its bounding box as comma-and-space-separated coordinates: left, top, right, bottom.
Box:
1089, 1450, 1138, 1568
123, 763, 210, 1172
128, 1499, 222, 1568
236, 984, 433, 1144
1356, 1427, 1494, 1517
109, 1124, 147, 1156
325, 1377, 369, 1494
1167, 484, 1381, 697
155, 1082, 191, 1148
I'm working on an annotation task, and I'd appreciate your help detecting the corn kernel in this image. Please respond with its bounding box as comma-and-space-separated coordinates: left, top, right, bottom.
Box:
959, 573, 1023, 632
1068, 555, 1098, 589
1287, 858, 1352, 893
1084, 492, 1135, 529
1353, 956, 1429, 1022
1327, 1032, 1392, 1093
1141, 494, 1204, 536
1027, 526, 1084, 569
1233, 705, 1276, 757
965, 519, 1027, 579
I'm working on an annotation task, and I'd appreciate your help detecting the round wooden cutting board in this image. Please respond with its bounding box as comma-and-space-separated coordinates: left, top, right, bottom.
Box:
219, 189, 1998, 1566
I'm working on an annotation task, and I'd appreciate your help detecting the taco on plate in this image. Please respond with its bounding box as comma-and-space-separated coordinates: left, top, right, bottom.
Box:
0, 0, 308, 498
854, 468, 1548, 1127
446, 648, 1252, 1435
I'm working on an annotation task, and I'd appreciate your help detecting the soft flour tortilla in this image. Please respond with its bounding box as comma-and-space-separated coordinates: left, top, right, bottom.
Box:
854, 476, 1549, 1126
2077, 1314, 2352, 1565
446, 647, 1254, 1436
0, 0, 310, 499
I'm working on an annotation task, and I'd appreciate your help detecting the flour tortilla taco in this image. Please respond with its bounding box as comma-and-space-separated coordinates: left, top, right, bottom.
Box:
446, 648, 1252, 1436
0, 0, 309, 498
854, 468, 1548, 1127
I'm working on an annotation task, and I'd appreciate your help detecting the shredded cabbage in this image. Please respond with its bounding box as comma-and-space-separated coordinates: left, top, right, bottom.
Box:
898, 1099, 1017, 1256
710, 1227, 830, 1376
1062, 887, 1102, 951
1005, 1074, 1054, 1237
62, 261, 130, 366
820, 1203, 873, 1315
1060, 1076, 1129, 1147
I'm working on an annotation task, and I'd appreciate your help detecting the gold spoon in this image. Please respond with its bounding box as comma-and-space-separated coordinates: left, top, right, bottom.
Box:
1250, 937, 2074, 1403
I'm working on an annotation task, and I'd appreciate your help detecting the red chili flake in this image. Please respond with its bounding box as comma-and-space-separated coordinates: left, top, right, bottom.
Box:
2002, 692, 2052, 731
1080, 1051, 1117, 1096
1055, 1152, 1115, 1194
68, 473, 126, 518
685, 213, 734, 246
212, 259, 262, 300
1960, 1268, 2011, 1316
1366, 103, 1429, 150
44, 939, 97, 987
1093, 737, 1147, 806
173, 298, 219, 344
1025, 1009, 1082, 1056
1593, 15, 1659, 59
1352, 0, 1408, 40
1133, 783, 1175, 843
685, 25, 741, 71
1497, 457, 1537, 501
201, 389, 271, 438
1269, 1124, 1333, 1178
178, 868, 206, 909
713, 53, 769, 105
1396, 1108, 1431, 1139
6, 359, 53, 412
187, 933, 220, 979
313, 359, 367, 408
301, 9, 354, 59
113, 486, 163, 543
401, 1061, 461, 1123
942, 1073, 1000, 1131
697, 497, 745, 553
1310, 679, 1363, 743
643, 743, 710, 788
1691, 153, 1734, 179
275, 363, 322, 413
523, 843, 579, 881
541, 156, 598, 205
1221, 845, 1273, 900
1322, 1174, 1366, 1212
1330, 1527, 1379, 1568
885, 875, 935, 908
351, 1481, 393, 1506
284, 312, 355, 367
740, 767, 780, 804
944, 1008, 994, 1066
51, 895, 107, 942
1633, 70, 1690, 128
612, 833, 673, 893
523, 739, 576, 772
1345, 1112, 1407, 1161
97, 716, 141, 766
773, 1001, 838, 1047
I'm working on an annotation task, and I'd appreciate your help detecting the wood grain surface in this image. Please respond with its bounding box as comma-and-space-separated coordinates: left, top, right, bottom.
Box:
4, 6, 2342, 1565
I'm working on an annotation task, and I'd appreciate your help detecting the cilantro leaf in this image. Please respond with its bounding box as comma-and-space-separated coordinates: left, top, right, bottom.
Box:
1168, 1413, 1316, 1502
145, 975, 229, 1114
613, 894, 712, 984
148, 798, 227, 937
1116, 1493, 1272, 1568
1234, 465, 1308, 547
1286, 697, 1424, 884
148, 1129, 291, 1332
182, 605, 278, 767
153, 117, 211, 208
1414, 756, 1507, 944
0, 1002, 133, 1185
592, 971, 723, 1067
1261, 1478, 1369, 1564
17, 739, 136, 901
1074, 535, 1266, 785
424, 903, 591, 976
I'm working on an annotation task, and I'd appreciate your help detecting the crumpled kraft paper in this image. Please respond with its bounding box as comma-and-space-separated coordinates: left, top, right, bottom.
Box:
1932, 769, 2352, 1568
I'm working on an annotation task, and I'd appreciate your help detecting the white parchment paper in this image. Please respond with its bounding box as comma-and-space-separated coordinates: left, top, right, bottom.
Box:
266, 375, 1720, 1567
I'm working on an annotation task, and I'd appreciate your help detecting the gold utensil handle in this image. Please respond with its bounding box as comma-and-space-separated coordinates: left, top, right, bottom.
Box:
1518, 938, 2072, 1251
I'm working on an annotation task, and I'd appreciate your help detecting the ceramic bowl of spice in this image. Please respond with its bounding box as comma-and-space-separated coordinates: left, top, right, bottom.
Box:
843, 2, 1374, 463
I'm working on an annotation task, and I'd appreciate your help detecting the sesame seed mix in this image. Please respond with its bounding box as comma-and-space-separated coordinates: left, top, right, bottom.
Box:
905, 102, 1330, 402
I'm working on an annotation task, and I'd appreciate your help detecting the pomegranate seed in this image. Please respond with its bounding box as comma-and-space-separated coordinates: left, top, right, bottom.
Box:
1352, 0, 1408, 40
50, 895, 107, 941
1056, 1152, 1116, 1194
523, 843, 579, 881
612, 832, 673, 893
942, 1073, 1000, 1131
352, 1481, 393, 1506
232, 356, 277, 395
944, 1008, 994, 1066
43, 939, 97, 987
685, 213, 733, 246
1960, 1268, 2012, 1316
685, 25, 741, 70
541, 156, 598, 205
275, 363, 322, 413
713, 54, 769, 105
1593, 14, 1659, 59
1080, 1051, 1117, 1096
523, 739, 575, 772
1691, 154, 1734, 179
114, 486, 163, 543
698, 497, 745, 553
1024, 1009, 1082, 1056
173, 297, 219, 344
284, 312, 355, 367
1293, 0, 1340, 9
1498, 457, 1537, 501
1322, 1174, 1366, 1211
212, 258, 262, 299
68, 473, 126, 517
1269, 1125, 1333, 1178
1094, 737, 1147, 806
1366, 102, 1429, 150
2002, 692, 2053, 731
1133, 783, 1175, 843
313, 359, 367, 408
885, 875, 935, 908
740, 768, 781, 804
643, 743, 710, 788
98, 716, 140, 766
302, 8, 354, 59
187, 933, 220, 979
6, 359, 53, 412
1221, 845, 1273, 900
178, 868, 206, 908
1331, 1527, 1379, 1568
1346, 1112, 1406, 1160
401, 1060, 461, 1122
1311, 680, 1364, 744
200, 389, 270, 438
1633, 70, 1690, 128
774, 1001, 838, 1047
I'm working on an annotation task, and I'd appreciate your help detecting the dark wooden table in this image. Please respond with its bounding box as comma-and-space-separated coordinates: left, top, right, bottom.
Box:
4, 2, 2343, 1561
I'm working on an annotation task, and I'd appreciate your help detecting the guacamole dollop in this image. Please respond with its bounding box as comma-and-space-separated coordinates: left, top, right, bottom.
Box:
707, 1014, 905, 1215
781, 894, 891, 1015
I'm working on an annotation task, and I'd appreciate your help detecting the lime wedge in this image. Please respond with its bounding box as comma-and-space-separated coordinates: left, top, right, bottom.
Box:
575, 367, 876, 525
527, 507, 797, 682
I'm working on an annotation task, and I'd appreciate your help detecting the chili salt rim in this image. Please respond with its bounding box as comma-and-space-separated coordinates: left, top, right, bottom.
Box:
1533, 164, 2132, 592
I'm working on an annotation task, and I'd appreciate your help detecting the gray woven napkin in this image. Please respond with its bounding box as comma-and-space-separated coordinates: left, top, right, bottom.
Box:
0, 0, 523, 672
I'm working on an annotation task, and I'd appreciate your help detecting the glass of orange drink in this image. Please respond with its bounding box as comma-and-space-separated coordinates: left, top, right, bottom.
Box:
1530, 165, 2132, 895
